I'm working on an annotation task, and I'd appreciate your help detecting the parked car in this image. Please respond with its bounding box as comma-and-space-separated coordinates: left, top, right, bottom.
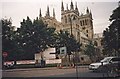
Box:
4, 61, 15, 69
89, 57, 120, 73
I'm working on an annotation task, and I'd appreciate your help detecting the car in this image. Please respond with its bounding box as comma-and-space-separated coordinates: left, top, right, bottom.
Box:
4, 61, 15, 69
89, 57, 120, 73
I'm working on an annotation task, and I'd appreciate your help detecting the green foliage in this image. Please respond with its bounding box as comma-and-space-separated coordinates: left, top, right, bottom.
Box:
84, 41, 95, 61
103, 5, 120, 56
2, 18, 18, 61
15, 17, 56, 60
2, 16, 81, 61
55, 30, 81, 55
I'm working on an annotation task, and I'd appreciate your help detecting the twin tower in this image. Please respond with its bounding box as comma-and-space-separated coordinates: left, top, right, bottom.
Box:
39, 1, 94, 45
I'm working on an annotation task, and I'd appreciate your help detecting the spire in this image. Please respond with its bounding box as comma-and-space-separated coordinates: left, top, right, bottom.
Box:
53, 8, 55, 18
90, 10, 92, 15
39, 8, 42, 17
61, 1, 64, 11
90, 10, 92, 19
86, 7, 89, 14
46, 6, 50, 17
75, 2, 78, 11
66, 4, 68, 10
70, 0, 74, 10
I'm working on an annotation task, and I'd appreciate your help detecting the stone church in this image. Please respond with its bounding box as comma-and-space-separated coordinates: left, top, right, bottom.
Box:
38, 1, 103, 62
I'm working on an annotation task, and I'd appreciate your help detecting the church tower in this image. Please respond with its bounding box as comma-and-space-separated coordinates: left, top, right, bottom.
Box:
39, 1, 94, 44
80, 7, 94, 40
61, 1, 94, 42
61, 1, 81, 41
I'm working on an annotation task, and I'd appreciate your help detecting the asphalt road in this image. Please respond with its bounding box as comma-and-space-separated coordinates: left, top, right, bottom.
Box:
2, 66, 119, 78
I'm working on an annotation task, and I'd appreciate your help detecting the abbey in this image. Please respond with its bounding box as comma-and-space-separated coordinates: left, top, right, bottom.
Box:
38, 1, 103, 62
39, 1, 93, 45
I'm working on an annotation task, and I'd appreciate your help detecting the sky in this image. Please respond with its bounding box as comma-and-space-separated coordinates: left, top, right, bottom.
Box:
1, 0, 119, 33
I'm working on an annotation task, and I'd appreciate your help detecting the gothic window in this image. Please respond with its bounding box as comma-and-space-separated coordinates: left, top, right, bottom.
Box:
86, 34, 88, 37
86, 30, 88, 33
94, 41, 98, 46
83, 20, 85, 26
65, 16, 67, 23
80, 21, 82, 26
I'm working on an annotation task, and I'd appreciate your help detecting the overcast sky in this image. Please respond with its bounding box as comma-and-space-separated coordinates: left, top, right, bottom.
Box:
1, 0, 119, 33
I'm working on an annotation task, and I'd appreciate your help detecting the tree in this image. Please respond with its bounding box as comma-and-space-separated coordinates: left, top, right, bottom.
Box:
2, 18, 19, 61
55, 30, 81, 54
84, 41, 95, 62
2, 16, 81, 61
15, 17, 56, 60
103, 4, 120, 56
55, 30, 81, 63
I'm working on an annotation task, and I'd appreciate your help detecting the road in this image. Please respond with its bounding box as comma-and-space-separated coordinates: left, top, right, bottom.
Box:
2, 66, 119, 78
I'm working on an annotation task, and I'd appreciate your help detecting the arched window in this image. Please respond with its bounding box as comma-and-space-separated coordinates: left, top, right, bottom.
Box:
65, 16, 67, 23
80, 21, 82, 26
86, 30, 88, 33
94, 41, 98, 46
83, 20, 85, 26
86, 34, 88, 37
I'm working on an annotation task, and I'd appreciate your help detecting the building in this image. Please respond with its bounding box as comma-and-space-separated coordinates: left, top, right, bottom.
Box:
93, 33, 103, 57
38, 1, 102, 63
39, 1, 93, 49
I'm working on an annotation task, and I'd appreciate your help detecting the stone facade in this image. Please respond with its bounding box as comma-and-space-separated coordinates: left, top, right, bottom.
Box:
39, 1, 94, 47
38, 1, 103, 63
93, 33, 103, 57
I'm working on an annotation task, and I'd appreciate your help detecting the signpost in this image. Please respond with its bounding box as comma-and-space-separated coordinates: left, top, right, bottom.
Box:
60, 47, 67, 56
